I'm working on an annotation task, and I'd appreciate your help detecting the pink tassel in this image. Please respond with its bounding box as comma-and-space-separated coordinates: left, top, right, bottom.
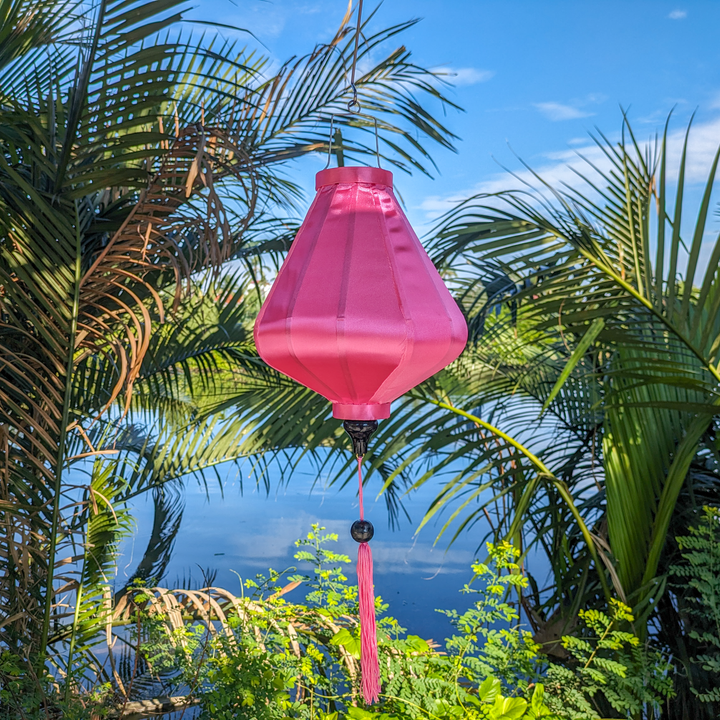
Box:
357, 540, 380, 703
354, 456, 380, 704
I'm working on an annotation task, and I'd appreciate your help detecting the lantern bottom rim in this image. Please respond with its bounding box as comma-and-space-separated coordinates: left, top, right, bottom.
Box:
332, 402, 391, 421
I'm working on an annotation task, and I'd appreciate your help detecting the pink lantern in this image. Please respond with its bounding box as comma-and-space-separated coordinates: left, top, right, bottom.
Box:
254, 166, 467, 419
254, 165, 467, 704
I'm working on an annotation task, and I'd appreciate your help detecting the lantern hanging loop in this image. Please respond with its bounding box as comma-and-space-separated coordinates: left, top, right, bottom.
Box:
325, 112, 381, 169
347, 0, 365, 113
325, 0, 379, 169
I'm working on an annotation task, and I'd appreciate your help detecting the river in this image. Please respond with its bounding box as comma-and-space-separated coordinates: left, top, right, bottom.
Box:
117, 455, 490, 643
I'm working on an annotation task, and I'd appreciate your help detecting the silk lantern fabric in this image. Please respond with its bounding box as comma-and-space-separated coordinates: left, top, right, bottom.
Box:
254, 166, 467, 420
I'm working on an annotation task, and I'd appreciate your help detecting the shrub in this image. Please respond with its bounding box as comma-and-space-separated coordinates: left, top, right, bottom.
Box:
128, 525, 673, 719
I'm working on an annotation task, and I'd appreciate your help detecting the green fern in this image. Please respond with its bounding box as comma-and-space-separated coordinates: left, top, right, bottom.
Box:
543, 600, 674, 719
670, 506, 720, 704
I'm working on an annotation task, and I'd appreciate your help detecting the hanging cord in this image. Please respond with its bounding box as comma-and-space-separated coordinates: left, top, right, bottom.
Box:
357, 456, 364, 519
348, 0, 364, 113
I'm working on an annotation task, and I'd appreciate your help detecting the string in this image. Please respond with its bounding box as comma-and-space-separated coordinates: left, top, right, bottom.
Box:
325, 0, 381, 164
357, 456, 364, 520
348, 0, 364, 112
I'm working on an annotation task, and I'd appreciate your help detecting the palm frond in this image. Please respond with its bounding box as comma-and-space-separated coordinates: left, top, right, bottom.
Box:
425, 113, 720, 615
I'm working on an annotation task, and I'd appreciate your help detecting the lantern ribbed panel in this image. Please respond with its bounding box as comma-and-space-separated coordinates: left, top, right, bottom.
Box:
254, 166, 467, 420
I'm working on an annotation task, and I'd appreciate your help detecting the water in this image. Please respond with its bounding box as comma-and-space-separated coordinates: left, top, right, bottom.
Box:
117, 456, 487, 643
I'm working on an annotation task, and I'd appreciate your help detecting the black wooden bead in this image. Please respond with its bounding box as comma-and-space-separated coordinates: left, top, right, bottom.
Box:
351, 519, 374, 543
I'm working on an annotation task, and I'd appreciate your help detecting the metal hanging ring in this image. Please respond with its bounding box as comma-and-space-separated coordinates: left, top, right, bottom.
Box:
347, 84, 361, 114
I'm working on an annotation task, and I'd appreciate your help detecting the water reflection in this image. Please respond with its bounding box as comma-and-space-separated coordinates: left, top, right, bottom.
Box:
117, 456, 486, 641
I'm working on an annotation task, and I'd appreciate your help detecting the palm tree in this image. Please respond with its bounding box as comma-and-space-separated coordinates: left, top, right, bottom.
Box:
0, 0, 458, 698
419, 115, 720, 717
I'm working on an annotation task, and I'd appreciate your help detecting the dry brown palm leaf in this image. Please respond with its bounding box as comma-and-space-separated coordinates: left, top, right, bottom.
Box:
77, 124, 258, 415
114, 584, 360, 684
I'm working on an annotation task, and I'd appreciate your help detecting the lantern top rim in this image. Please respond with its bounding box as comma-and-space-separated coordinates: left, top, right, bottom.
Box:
316, 166, 393, 190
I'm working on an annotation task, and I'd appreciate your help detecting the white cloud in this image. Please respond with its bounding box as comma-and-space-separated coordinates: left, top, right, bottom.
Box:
534, 102, 594, 121
439, 67, 495, 86
418, 114, 720, 220
668, 9, 687, 19
371, 542, 474, 576
298, 3, 324, 14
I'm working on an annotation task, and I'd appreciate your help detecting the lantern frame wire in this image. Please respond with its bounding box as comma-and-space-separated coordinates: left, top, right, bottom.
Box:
325, 112, 381, 169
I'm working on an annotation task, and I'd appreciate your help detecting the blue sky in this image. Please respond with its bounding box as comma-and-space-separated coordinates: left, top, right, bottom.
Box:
129, 2, 720, 608
191, 0, 720, 232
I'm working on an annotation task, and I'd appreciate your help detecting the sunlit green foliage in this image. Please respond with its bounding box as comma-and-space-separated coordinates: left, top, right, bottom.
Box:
117, 527, 671, 720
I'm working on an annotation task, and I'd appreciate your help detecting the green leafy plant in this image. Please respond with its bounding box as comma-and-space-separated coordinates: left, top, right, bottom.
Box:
290, 525, 358, 613
436, 543, 672, 720
543, 600, 673, 719
120, 528, 671, 720
670, 506, 720, 705
0, 649, 111, 720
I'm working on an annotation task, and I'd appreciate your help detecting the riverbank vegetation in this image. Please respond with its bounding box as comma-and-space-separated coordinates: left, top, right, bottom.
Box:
1, 526, 677, 719
1, 0, 719, 717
